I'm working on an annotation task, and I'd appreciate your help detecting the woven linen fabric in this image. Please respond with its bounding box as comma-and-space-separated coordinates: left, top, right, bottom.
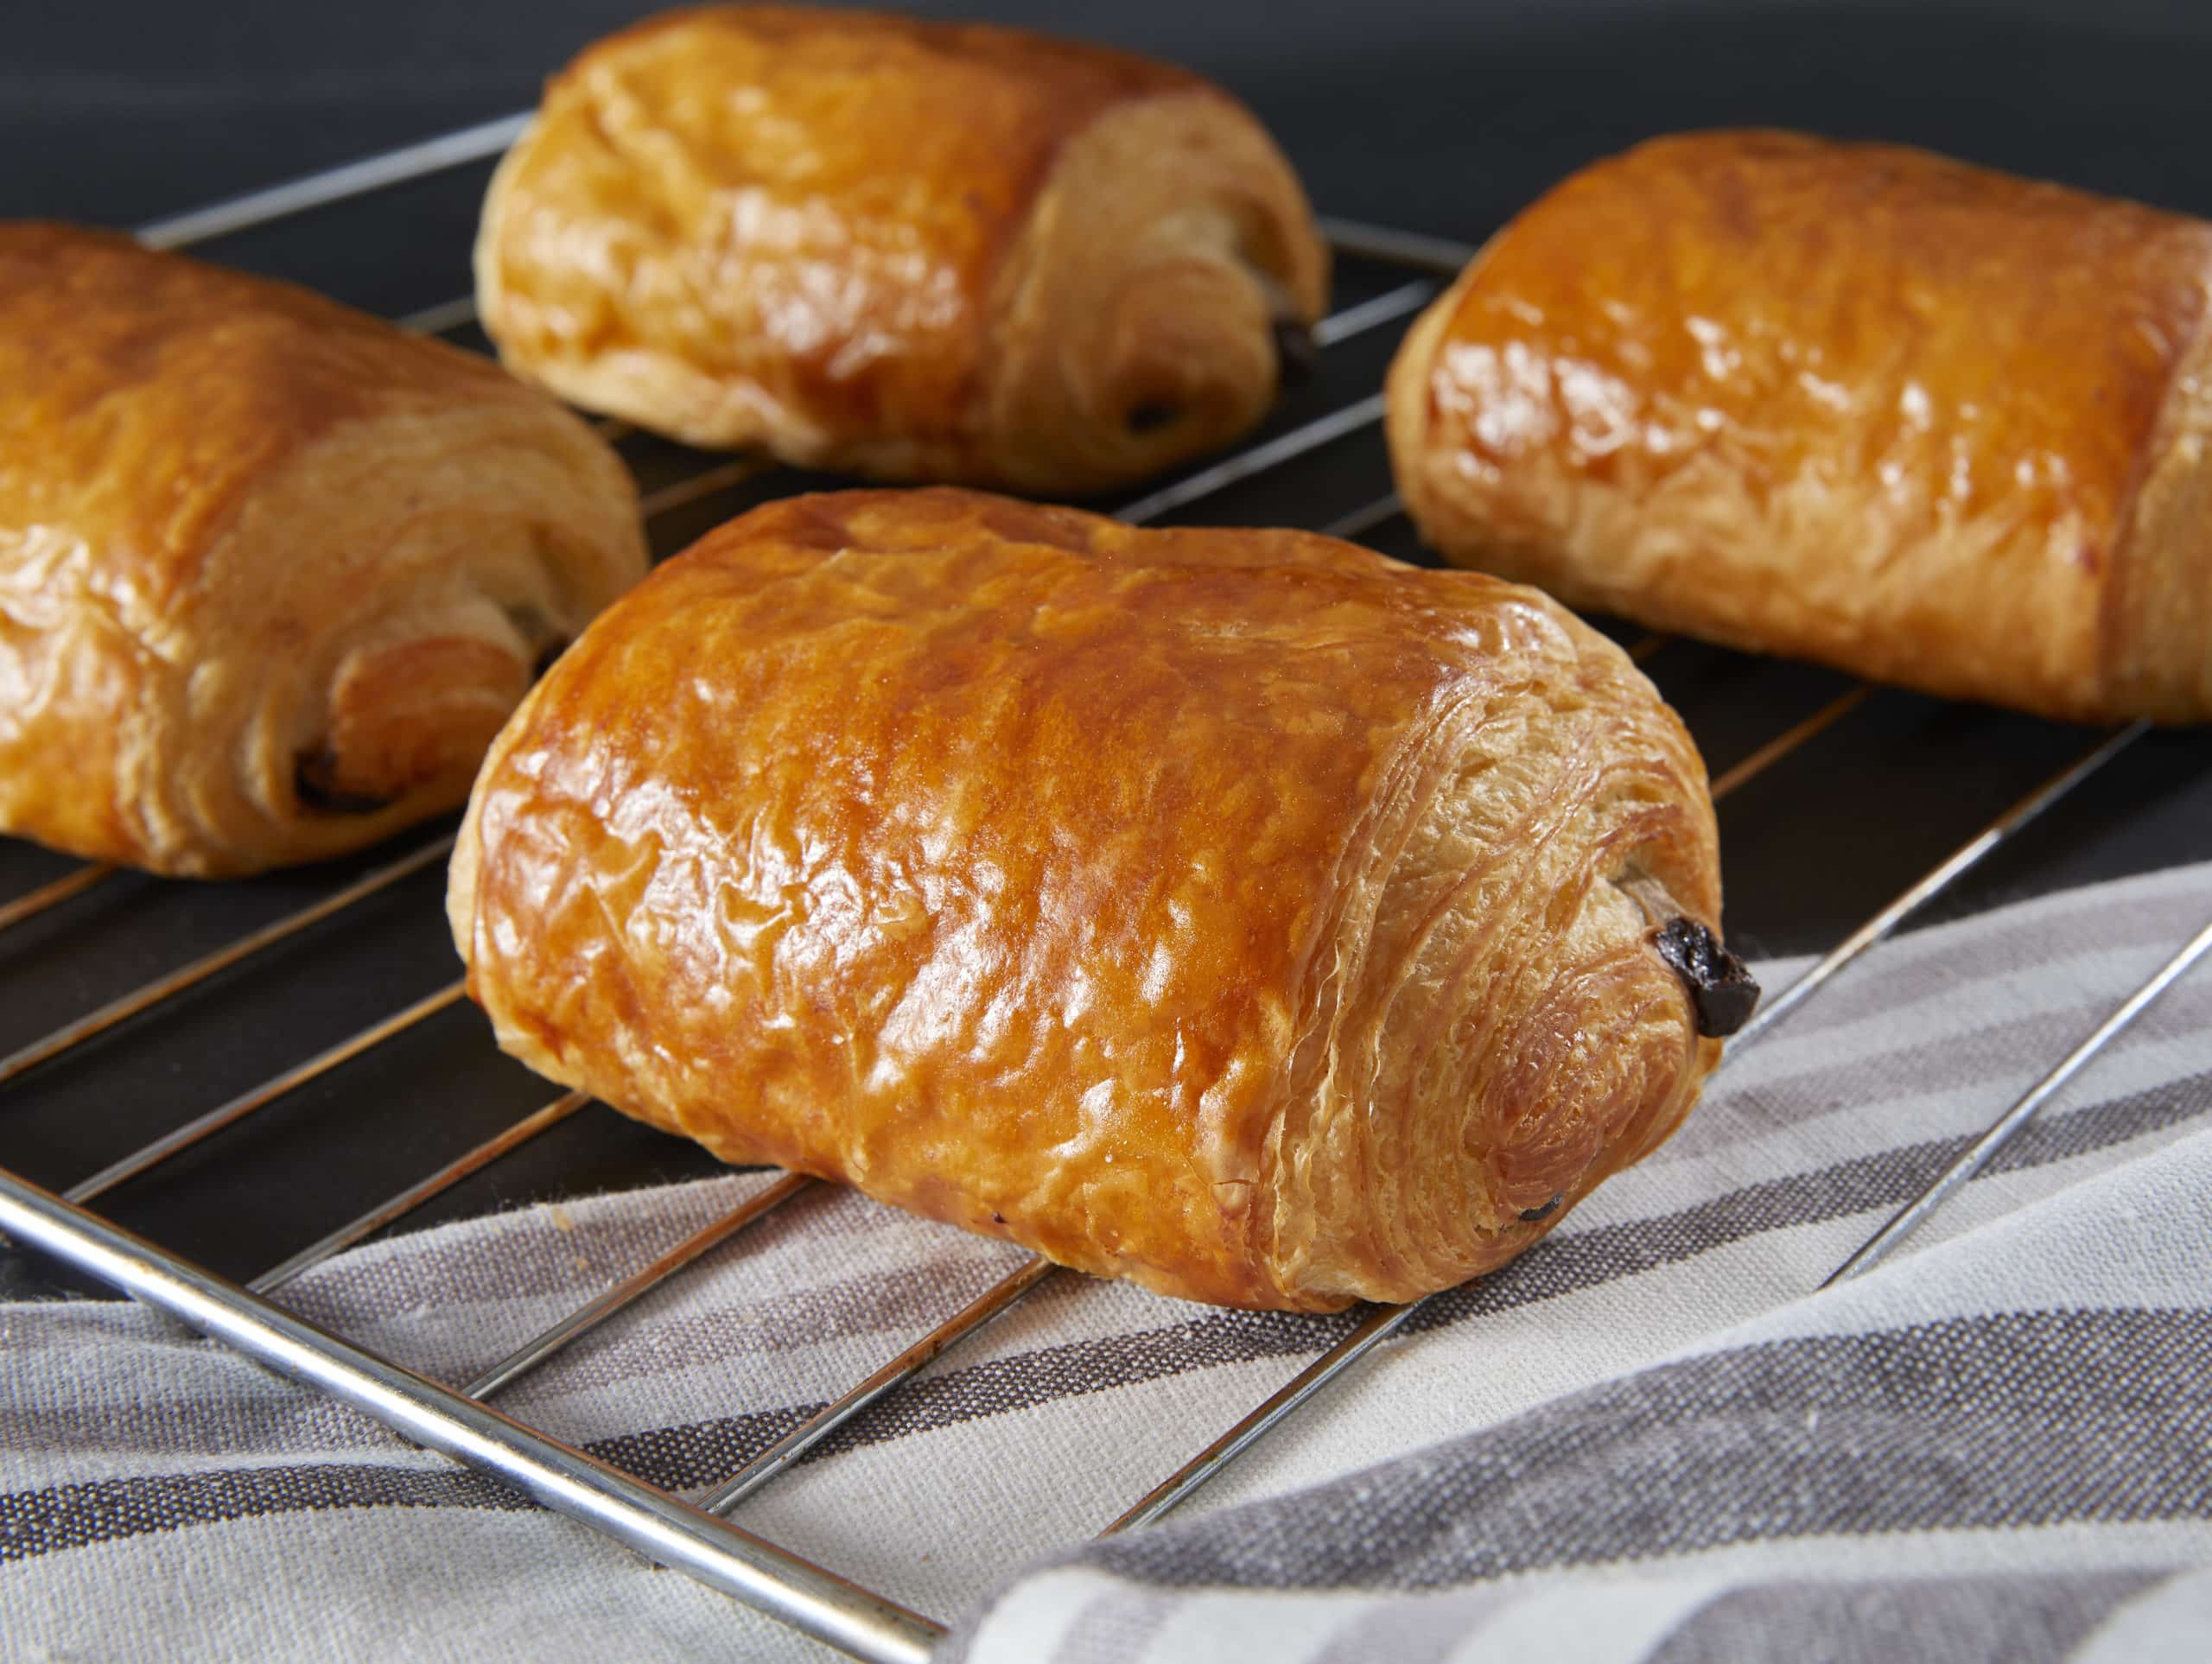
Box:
4, 861, 2212, 1662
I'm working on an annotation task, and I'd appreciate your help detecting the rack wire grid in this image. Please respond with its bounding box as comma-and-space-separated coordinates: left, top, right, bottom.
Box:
5, 113, 2212, 1664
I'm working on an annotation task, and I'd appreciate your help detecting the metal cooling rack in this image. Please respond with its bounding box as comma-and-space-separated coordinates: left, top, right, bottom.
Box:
5, 116, 2211, 1664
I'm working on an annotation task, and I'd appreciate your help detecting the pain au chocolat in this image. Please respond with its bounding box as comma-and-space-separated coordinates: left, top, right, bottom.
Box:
474, 5, 1329, 495
0, 225, 647, 877
448, 488, 1750, 1312
1388, 130, 2212, 725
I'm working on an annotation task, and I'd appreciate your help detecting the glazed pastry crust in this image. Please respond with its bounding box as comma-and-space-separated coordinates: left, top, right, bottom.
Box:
475, 4, 1328, 493
1388, 130, 2212, 725
450, 487, 1726, 1311
0, 224, 649, 877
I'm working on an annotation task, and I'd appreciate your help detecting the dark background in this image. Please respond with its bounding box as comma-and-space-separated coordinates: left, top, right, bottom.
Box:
16, 1, 2212, 248
7, 0, 2212, 1295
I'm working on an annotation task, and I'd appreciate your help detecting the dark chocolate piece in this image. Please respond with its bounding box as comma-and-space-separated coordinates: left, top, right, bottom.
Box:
1125, 401, 1182, 435
1652, 916, 1761, 1038
294, 751, 398, 816
1519, 1194, 1563, 1223
1272, 316, 1319, 388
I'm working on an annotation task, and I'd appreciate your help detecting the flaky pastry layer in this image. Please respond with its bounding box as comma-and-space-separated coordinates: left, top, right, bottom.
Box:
0, 224, 649, 876
1388, 130, 2212, 725
475, 4, 1328, 493
450, 488, 1726, 1310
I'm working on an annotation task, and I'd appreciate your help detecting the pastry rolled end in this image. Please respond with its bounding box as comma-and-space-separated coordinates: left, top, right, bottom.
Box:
452, 488, 1725, 1312
207, 451, 647, 877
474, 6, 1329, 493
144, 422, 642, 878
1267, 810, 1730, 1308
302, 633, 530, 816
981, 89, 1329, 492
0, 225, 650, 877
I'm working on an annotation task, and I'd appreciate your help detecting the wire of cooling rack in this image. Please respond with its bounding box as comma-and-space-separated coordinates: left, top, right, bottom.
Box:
3, 114, 2205, 1664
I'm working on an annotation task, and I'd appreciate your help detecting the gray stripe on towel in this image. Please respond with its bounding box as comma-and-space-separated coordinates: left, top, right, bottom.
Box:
1084, 1309, 2212, 1591
1644, 1571, 2172, 1664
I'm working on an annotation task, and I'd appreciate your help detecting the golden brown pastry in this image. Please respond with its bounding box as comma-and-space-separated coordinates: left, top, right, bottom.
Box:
474, 5, 1329, 494
0, 224, 649, 878
449, 488, 1749, 1312
1388, 130, 2212, 725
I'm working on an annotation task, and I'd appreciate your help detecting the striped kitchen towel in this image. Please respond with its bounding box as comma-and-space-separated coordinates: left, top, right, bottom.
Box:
5, 860, 2212, 1661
